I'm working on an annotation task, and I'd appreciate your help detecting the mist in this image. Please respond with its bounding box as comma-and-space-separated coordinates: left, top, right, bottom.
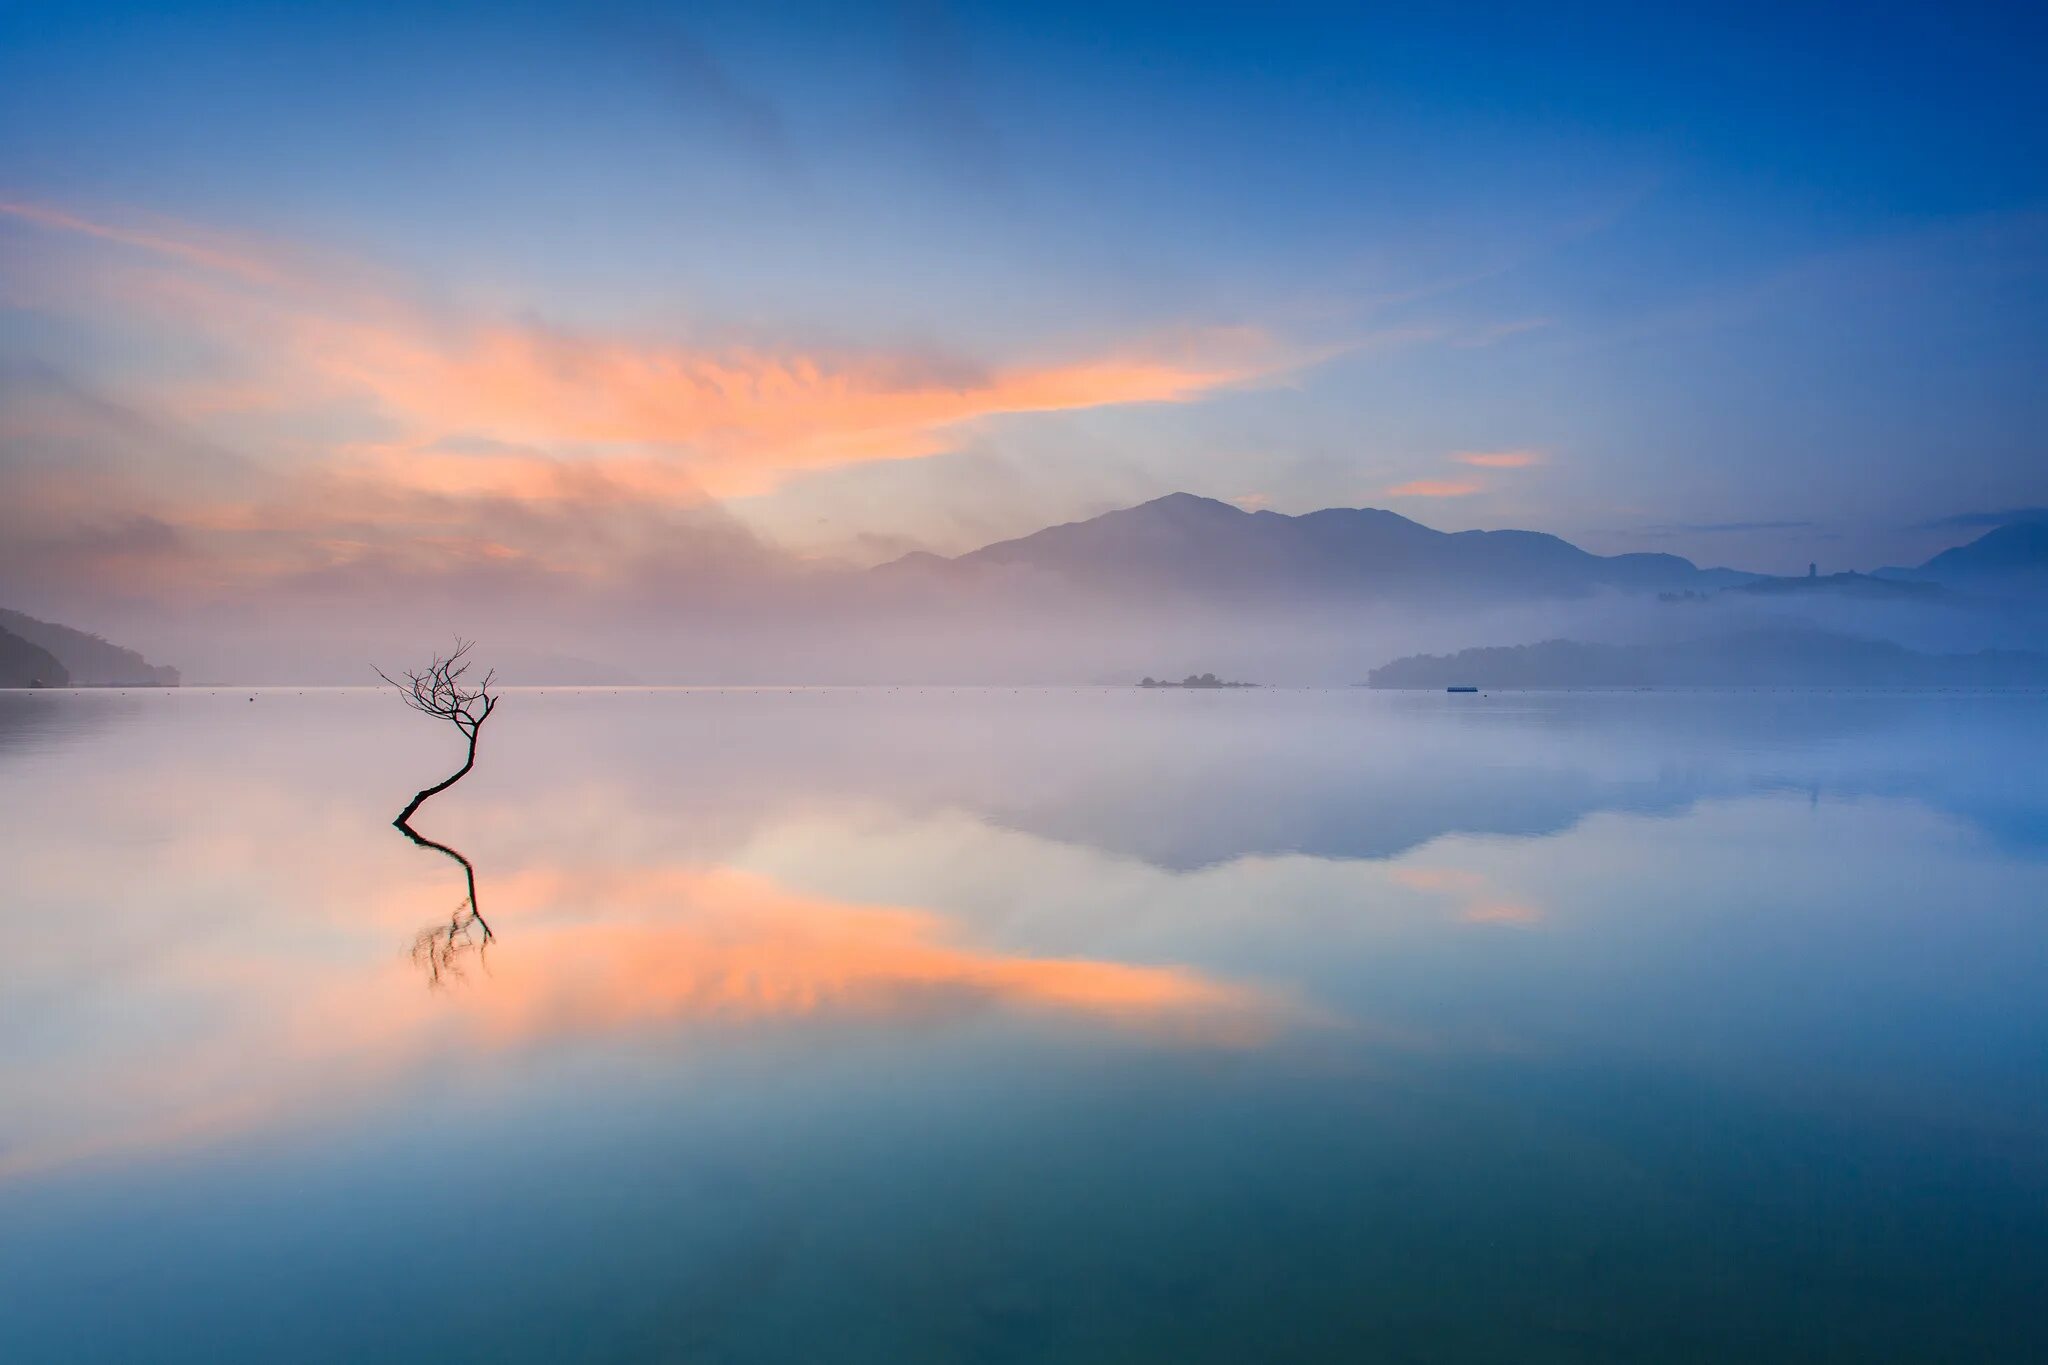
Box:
44, 549, 2045, 688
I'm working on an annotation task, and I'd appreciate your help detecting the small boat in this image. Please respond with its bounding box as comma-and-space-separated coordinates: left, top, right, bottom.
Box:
1446, 685, 1479, 693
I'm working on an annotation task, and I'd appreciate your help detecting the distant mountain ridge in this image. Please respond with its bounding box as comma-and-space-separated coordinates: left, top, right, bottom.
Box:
1368, 628, 2048, 689
877, 493, 1752, 601
0, 609, 179, 686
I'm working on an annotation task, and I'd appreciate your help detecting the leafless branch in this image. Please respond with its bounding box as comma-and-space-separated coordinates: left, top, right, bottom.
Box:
375, 638, 499, 829
375, 638, 496, 738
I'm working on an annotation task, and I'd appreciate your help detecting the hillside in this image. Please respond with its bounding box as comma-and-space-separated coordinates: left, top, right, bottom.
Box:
1879, 521, 2048, 590
0, 609, 180, 686
0, 625, 70, 688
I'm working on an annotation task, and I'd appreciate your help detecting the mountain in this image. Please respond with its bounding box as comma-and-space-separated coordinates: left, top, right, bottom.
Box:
1366, 627, 2048, 689
1913, 521, 2048, 582
1879, 521, 2048, 590
0, 609, 180, 686
876, 493, 1751, 602
0, 624, 70, 688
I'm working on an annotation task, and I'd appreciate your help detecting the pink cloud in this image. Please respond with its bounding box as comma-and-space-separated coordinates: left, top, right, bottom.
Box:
2, 200, 1322, 600
1451, 449, 1545, 469
1391, 867, 1486, 893
1384, 479, 1483, 498
1461, 901, 1544, 925
9, 201, 1294, 499
0, 199, 284, 285
1393, 864, 1544, 927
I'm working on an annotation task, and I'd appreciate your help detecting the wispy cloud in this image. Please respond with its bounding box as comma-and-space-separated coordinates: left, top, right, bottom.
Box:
1377, 446, 1546, 501
1909, 507, 2048, 531
2, 198, 1325, 601
1384, 478, 1483, 498
1460, 901, 1543, 925
0, 199, 283, 285
581, 10, 796, 167
73, 226, 1283, 497
1451, 449, 1544, 469
1392, 866, 1543, 926
7, 202, 1298, 500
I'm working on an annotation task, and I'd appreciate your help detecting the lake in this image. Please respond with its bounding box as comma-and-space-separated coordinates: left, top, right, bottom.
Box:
2, 687, 2045, 1362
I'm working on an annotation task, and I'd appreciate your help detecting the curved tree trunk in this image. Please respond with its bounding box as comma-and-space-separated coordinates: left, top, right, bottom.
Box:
393, 728, 480, 830
394, 820, 491, 939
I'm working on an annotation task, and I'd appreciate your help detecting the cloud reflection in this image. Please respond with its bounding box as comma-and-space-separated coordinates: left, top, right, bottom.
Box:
1, 858, 1275, 1183
443, 865, 1273, 1041
1392, 865, 1546, 926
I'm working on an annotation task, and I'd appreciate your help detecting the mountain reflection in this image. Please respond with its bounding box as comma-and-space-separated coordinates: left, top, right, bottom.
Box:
622, 689, 2048, 868
8, 686, 2044, 1190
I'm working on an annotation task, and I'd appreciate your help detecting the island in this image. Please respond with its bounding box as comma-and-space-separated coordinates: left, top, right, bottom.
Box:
1139, 673, 1259, 689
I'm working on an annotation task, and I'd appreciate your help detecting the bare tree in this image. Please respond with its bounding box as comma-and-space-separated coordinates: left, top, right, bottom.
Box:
376, 638, 498, 830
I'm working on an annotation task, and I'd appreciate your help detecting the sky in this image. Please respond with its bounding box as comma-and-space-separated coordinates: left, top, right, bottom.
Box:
2, 0, 2045, 634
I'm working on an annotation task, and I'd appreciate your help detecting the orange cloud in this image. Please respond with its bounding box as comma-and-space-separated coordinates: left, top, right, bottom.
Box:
2, 201, 1334, 602
1391, 867, 1486, 893
0, 199, 284, 285
1392, 864, 1544, 926
287, 324, 1262, 500
1451, 449, 1544, 469
8, 201, 1293, 505
1384, 479, 1483, 498
1461, 901, 1543, 925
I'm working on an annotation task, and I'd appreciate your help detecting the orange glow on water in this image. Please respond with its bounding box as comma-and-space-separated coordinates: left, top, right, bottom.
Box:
0, 854, 1276, 1182
445, 865, 1269, 1040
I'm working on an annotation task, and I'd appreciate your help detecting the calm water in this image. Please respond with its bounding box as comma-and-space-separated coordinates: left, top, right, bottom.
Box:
2, 687, 2045, 1362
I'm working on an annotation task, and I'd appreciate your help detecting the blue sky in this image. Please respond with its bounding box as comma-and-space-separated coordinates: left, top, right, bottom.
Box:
1, 0, 2043, 609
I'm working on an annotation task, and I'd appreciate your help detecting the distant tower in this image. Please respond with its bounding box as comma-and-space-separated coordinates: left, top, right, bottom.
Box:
1808, 561, 1817, 578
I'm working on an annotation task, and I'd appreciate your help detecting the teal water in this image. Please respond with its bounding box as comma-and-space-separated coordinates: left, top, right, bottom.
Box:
1, 688, 2044, 1362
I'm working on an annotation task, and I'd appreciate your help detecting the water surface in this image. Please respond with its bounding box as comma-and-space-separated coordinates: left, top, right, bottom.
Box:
2, 687, 2044, 1362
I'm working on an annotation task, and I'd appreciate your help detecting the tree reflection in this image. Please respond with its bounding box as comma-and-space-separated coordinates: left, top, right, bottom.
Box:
375, 639, 501, 987
399, 822, 494, 987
